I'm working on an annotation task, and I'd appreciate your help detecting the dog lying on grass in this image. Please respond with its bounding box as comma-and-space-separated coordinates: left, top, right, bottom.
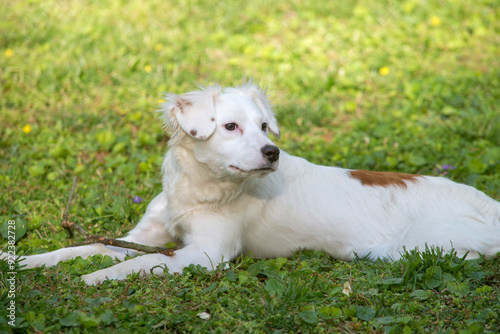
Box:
6, 80, 500, 285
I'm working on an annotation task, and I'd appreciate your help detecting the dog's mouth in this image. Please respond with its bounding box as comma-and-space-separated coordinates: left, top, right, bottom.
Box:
229, 165, 276, 174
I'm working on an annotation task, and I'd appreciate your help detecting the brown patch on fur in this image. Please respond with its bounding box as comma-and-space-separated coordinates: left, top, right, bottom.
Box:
211, 118, 215, 122
179, 99, 192, 107
176, 99, 192, 113
190, 129, 197, 136
349, 170, 420, 189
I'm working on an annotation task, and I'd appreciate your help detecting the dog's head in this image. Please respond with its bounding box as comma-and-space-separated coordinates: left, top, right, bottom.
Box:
160, 79, 280, 178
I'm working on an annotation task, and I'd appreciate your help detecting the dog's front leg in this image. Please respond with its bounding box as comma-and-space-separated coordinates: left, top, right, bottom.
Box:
81, 215, 242, 285
5, 192, 172, 269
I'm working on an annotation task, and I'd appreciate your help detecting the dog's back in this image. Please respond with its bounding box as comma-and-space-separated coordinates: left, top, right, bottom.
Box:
240, 151, 500, 260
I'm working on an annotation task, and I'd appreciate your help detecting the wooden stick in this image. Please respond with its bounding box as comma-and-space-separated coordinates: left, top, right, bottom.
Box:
61, 177, 175, 256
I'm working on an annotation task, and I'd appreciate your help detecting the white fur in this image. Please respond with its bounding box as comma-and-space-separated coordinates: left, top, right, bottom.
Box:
5, 81, 500, 285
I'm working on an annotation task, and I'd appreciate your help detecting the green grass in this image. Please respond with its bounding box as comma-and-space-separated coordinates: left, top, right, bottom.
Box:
1, 0, 499, 332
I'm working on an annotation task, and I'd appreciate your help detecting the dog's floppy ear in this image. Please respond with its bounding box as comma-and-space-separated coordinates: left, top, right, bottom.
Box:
161, 84, 221, 141
231, 79, 281, 139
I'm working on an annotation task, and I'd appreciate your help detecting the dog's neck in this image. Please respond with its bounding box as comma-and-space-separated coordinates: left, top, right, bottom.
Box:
162, 144, 252, 207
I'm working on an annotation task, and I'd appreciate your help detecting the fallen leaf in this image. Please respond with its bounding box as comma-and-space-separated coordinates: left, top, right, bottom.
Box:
197, 312, 210, 320
342, 281, 352, 296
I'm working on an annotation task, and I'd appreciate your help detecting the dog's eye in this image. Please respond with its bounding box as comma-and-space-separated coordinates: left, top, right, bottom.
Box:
261, 123, 268, 131
224, 123, 238, 131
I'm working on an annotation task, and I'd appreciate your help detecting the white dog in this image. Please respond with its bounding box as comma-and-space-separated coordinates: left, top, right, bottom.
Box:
7, 81, 500, 285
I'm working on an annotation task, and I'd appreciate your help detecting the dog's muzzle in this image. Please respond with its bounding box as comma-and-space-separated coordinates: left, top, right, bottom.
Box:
261, 145, 280, 163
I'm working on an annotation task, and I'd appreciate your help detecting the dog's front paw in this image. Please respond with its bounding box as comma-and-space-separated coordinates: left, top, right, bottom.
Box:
81, 271, 121, 285
0, 253, 40, 269
18, 256, 47, 269
81, 272, 106, 286
81, 267, 130, 285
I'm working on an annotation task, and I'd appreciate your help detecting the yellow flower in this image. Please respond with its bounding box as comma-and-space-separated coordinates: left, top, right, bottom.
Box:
155, 43, 163, 51
430, 16, 441, 27
5, 49, 13, 57
157, 99, 165, 103
145, 65, 152, 73
379, 67, 390, 76
23, 124, 31, 134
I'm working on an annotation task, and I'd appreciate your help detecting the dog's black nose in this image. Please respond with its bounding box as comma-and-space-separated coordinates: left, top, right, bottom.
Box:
261, 145, 280, 163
